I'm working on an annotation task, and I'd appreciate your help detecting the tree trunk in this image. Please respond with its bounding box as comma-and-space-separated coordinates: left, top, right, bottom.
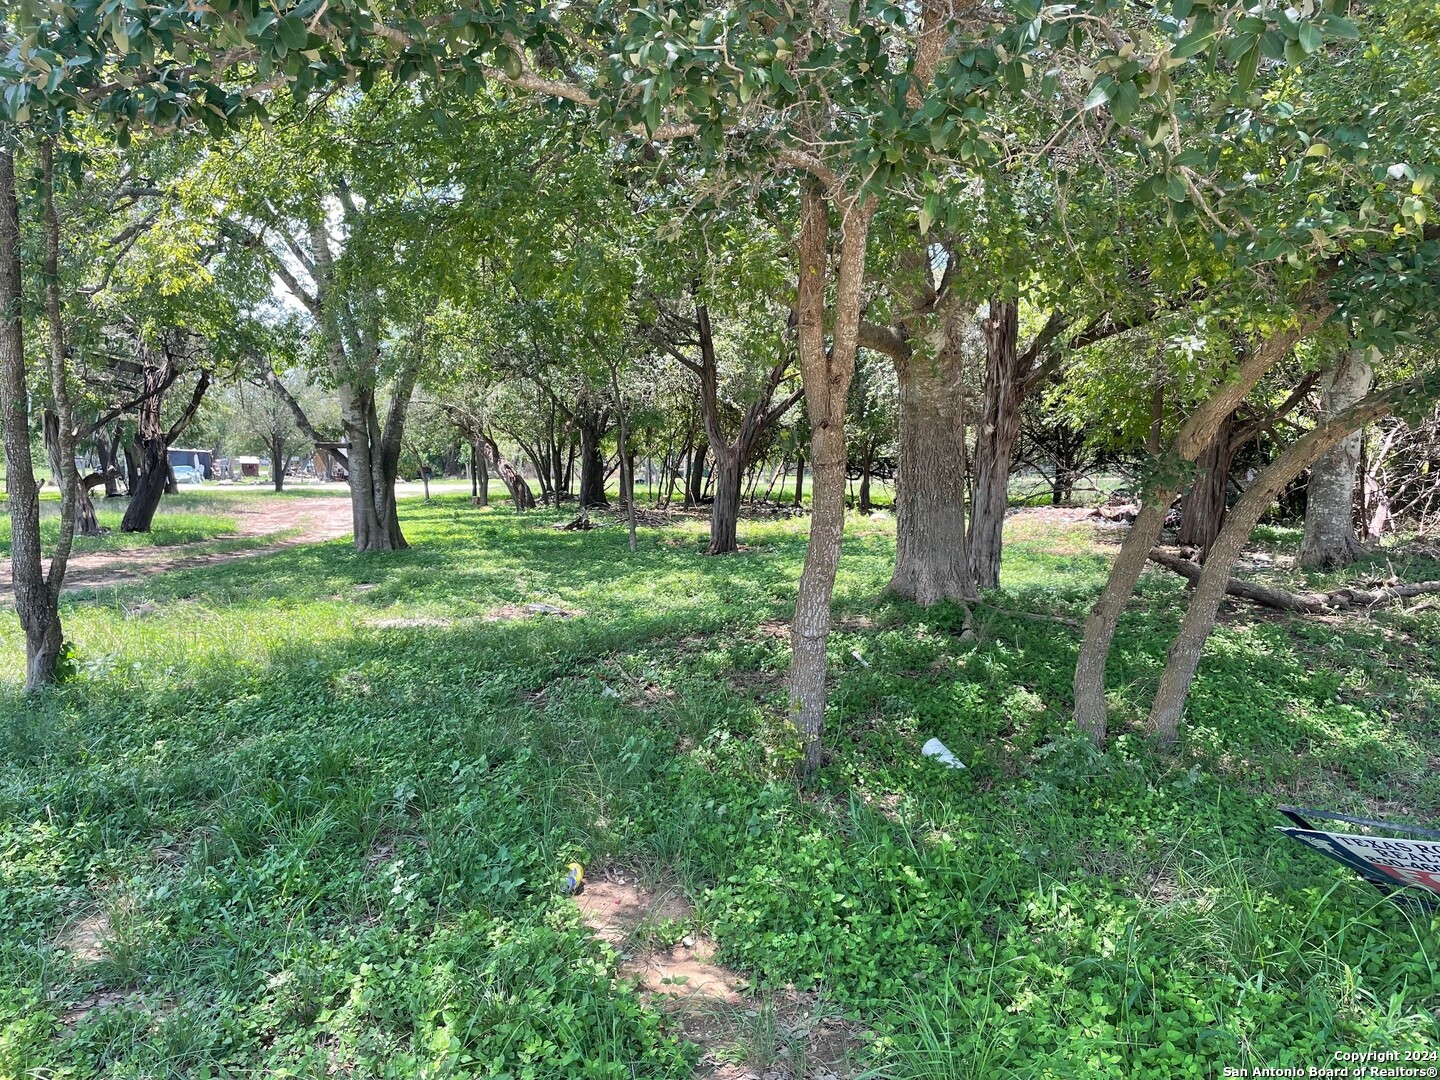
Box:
338, 383, 407, 550
121, 434, 170, 532
1299, 349, 1372, 568
471, 441, 490, 506
578, 419, 608, 509
483, 434, 535, 510
1176, 409, 1237, 558
890, 341, 974, 604
1147, 374, 1433, 743
686, 440, 707, 507
793, 454, 805, 507
858, 439, 873, 513
970, 299, 1023, 590
1072, 310, 1329, 745
100, 426, 121, 498
271, 435, 286, 492
709, 447, 742, 554
122, 440, 138, 494
45, 412, 98, 536
788, 184, 874, 774
1, 139, 68, 689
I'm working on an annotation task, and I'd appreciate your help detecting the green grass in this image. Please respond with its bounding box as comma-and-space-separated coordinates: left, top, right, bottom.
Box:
1, 498, 1437, 1077
0, 499, 238, 557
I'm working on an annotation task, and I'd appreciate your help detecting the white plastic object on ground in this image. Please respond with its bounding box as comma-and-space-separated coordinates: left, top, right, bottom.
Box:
921, 737, 966, 769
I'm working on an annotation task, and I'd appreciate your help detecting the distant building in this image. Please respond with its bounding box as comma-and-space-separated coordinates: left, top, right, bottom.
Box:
168, 448, 213, 479
234, 455, 263, 478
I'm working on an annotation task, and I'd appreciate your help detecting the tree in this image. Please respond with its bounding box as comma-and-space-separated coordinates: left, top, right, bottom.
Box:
1, 134, 83, 687
1298, 347, 1373, 567
1146, 367, 1440, 743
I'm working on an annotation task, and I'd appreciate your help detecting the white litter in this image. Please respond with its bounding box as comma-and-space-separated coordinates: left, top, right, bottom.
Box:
921, 738, 966, 770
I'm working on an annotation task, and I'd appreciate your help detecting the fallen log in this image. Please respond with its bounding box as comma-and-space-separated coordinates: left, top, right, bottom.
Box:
1147, 549, 1440, 614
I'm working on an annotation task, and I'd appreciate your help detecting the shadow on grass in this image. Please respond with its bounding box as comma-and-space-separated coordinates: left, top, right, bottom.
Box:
2, 495, 1438, 1076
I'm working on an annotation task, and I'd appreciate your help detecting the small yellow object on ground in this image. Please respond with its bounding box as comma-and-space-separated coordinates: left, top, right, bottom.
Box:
563, 862, 585, 895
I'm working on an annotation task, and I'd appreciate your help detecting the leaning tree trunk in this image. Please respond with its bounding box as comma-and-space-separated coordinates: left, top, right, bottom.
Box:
890, 341, 974, 604
1176, 409, 1237, 558
1072, 310, 1329, 746
1147, 374, 1433, 743
483, 435, 535, 510
970, 300, 1023, 590
1299, 349, 1372, 568
789, 184, 874, 775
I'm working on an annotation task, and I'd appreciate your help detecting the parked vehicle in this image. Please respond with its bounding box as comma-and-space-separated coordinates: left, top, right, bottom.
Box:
173, 465, 204, 485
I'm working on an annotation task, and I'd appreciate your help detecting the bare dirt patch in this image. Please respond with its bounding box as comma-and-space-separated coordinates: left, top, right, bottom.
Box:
483, 601, 582, 621
573, 868, 865, 1078
57, 989, 141, 1026
56, 913, 110, 964
2, 495, 353, 597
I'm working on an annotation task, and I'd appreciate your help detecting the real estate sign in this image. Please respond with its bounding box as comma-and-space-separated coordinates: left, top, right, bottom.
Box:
1280, 827, 1440, 898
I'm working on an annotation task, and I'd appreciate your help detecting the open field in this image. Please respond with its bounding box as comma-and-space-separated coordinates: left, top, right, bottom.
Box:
1, 496, 1438, 1077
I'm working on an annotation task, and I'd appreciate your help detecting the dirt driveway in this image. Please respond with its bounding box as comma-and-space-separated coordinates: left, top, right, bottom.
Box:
0, 494, 354, 597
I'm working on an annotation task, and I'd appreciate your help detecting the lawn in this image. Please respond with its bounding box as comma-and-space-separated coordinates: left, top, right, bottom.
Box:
0, 497, 239, 557
1, 497, 1437, 1077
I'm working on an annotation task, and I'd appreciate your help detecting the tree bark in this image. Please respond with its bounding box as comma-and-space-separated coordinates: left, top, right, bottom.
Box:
1147, 373, 1437, 743
858, 438, 874, 513
659, 290, 801, 554
577, 413, 609, 509
1176, 409, 1237, 558
1, 136, 71, 688
309, 218, 415, 551
792, 453, 804, 506
970, 299, 1022, 590
471, 441, 490, 506
45, 412, 98, 536
789, 183, 874, 774
686, 439, 707, 507
120, 360, 209, 533
271, 435, 286, 491
710, 447, 742, 553
1072, 308, 1330, 745
483, 434, 535, 509
1299, 348, 1372, 568
100, 426, 122, 498
890, 342, 974, 603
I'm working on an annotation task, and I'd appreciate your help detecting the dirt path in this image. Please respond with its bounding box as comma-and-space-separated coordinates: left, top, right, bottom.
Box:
1, 495, 353, 597
574, 867, 864, 1078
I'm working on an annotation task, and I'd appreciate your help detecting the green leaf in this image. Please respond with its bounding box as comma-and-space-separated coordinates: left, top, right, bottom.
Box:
1320, 14, 1360, 38
1083, 77, 1115, 111
918, 193, 939, 234
279, 14, 308, 50
1297, 22, 1323, 54
1171, 28, 1216, 59
1237, 42, 1260, 90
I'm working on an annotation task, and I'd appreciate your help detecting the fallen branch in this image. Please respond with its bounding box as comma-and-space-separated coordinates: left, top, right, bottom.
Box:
1147, 549, 1440, 613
